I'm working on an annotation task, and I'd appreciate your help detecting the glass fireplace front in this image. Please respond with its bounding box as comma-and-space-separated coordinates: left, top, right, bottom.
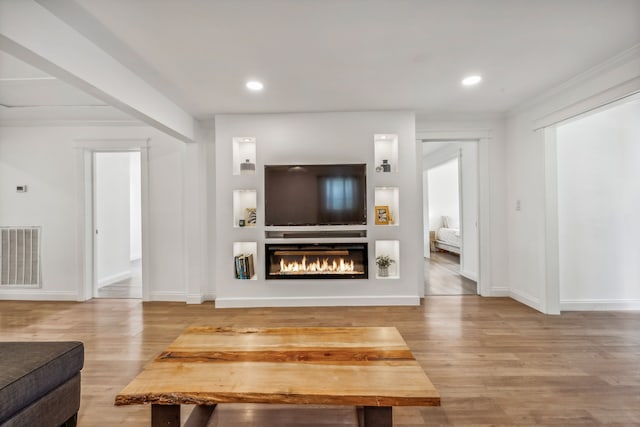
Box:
265, 243, 368, 280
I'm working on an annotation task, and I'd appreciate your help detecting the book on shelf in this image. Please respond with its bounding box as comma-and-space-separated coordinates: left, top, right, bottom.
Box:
234, 255, 243, 279
247, 253, 255, 278
234, 253, 255, 279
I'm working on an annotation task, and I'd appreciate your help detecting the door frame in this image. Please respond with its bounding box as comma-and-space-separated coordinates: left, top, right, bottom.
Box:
422, 142, 477, 293
417, 130, 490, 297
75, 138, 150, 301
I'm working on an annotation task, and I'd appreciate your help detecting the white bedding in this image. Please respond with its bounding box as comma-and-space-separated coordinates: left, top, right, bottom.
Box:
436, 227, 461, 247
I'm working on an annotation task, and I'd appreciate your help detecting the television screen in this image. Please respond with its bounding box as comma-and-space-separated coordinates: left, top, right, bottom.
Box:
264, 164, 367, 226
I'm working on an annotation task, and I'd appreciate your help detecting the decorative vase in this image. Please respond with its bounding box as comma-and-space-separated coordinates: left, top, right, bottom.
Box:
381, 159, 391, 172
240, 159, 255, 174
378, 266, 389, 277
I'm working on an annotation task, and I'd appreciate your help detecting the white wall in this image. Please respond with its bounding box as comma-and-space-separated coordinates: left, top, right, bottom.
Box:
95, 152, 131, 287
129, 152, 142, 260
214, 111, 420, 307
0, 127, 82, 299
505, 48, 640, 313
557, 99, 640, 309
427, 158, 459, 230
0, 125, 185, 301
146, 136, 187, 300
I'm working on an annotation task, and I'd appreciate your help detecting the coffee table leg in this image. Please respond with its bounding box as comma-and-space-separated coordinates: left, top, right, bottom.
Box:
151, 404, 180, 427
360, 406, 392, 427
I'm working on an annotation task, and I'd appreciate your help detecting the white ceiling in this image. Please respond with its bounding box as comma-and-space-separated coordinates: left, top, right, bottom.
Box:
0, 51, 136, 123
6, 0, 640, 122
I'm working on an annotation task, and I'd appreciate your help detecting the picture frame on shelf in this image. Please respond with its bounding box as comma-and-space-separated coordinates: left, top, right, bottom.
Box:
375, 205, 390, 225
245, 208, 257, 226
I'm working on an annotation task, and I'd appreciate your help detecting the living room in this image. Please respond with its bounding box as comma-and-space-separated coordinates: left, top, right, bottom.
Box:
1, 1, 639, 426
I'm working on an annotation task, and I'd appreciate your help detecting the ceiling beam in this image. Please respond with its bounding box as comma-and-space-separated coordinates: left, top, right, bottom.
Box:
0, 0, 195, 142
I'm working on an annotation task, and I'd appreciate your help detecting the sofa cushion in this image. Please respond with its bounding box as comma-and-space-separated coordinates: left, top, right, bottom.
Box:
0, 342, 84, 423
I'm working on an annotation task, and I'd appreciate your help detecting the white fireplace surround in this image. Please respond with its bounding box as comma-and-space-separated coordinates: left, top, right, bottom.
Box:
214, 111, 421, 308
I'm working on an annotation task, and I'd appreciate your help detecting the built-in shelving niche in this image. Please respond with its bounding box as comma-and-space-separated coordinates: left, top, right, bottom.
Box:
374, 187, 400, 226
375, 240, 399, 279
233, 242, 257, 280
373, 134, 398, 173
232, 137, 256, 176
232, 189, 257, 228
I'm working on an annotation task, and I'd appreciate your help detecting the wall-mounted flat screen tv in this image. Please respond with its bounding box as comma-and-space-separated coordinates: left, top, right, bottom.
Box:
264, 164, 367, 226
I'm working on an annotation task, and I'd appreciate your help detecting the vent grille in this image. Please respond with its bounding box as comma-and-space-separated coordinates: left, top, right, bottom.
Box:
0, 227, 41, 287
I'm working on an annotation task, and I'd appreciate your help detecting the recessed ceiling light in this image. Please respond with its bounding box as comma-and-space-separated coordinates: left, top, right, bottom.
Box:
246, 80, 264, 91
462, 75, 482, 86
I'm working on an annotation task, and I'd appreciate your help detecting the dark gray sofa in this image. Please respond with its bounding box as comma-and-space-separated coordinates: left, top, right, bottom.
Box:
0, 342, 84, 427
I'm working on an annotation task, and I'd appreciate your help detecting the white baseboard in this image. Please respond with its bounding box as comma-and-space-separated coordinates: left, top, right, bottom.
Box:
460, 270, 478, 282
185, 293, 215, 304
510, 289, 543, 312
488, 287, 510, 297
149, 291, 186, 302
561, 299, 640, 311
186, 294, 204, 304
215, 295, 420, 309
0, 289, 79, 301
98, 270, 131, 287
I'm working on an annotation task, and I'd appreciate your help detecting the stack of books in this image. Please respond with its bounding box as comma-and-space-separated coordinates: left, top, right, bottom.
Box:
234, 253, 255, 279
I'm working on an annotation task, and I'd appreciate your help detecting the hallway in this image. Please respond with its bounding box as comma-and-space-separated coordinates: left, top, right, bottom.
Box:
424, 251, 476, 295
96, 259, 142, 299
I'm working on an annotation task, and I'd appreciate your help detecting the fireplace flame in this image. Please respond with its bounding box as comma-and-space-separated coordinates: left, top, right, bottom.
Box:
278, 256, 356, 274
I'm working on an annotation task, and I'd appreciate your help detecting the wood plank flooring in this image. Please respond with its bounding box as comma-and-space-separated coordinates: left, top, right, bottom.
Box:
425, 251, 477, 295
97, 259, 142, 299
1, 297, 639, 426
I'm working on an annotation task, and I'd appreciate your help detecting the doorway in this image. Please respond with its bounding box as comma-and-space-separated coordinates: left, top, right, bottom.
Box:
422, 141, 479, 295
554, 96, 640, 310
93, 151, 143, 298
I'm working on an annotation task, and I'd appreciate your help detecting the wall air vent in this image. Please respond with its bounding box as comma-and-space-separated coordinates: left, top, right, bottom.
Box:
0, 227, 41, 287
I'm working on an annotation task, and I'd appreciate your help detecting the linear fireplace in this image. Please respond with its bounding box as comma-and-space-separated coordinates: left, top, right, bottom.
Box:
265, 243, 368, 280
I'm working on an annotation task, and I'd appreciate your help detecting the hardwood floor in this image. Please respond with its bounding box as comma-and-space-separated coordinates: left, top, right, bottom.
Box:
1, 297, 639, 426
425, 251, 477, 295
97, 259, 142, 299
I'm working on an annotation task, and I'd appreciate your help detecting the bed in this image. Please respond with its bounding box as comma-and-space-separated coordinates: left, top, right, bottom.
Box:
432, 216, 461, 254
435, 227, 461, 254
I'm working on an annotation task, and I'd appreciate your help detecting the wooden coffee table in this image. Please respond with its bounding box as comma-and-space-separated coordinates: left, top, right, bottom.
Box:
115, 326, 440, 426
